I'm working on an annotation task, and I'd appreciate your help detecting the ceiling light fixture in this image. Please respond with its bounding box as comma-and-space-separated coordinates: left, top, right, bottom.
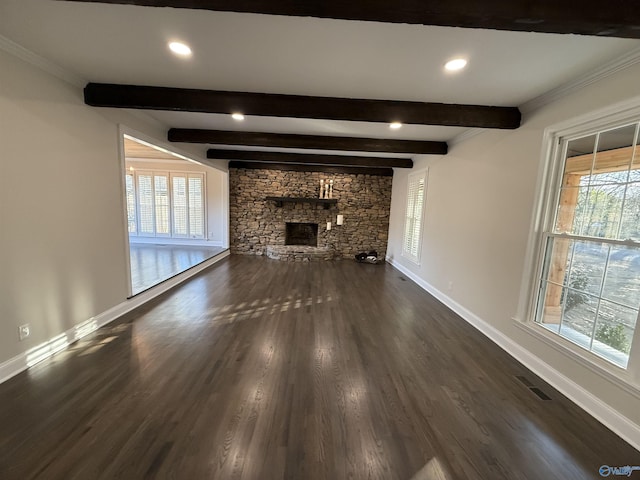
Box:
444, 58, 467, 72
389, 122, 403, 130
169, 41, 192, 57
231, 113, 245, 121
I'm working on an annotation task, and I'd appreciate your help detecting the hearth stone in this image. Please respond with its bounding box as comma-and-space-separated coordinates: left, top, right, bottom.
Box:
266, 245, 336, 262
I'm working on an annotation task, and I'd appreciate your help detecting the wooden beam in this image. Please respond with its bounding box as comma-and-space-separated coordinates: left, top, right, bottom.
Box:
228, 161, 393, 176
64, 1, 640, 39
170, 129, 447, 155
208, 149, 412, 168
85, 83, 520, 129
565, 146, 639, 175
544, 172, 581, 319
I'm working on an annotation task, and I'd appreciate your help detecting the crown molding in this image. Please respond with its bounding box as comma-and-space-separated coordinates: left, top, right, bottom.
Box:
448, 127, 483, 147
450, 46, 640, 147
520, 46, 640, 116
0, 35, 179, 142
0, 34, 86, 88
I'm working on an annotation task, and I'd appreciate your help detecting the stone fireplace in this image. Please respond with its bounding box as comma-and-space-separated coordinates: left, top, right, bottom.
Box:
285, 223, 318, 246
229, 168, 392, 260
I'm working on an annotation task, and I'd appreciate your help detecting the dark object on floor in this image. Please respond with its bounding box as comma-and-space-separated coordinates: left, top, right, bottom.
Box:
355, 251, 383, 264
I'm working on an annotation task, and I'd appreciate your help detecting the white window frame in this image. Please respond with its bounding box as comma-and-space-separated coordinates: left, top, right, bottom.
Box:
516, 100, 640, 391
126, 169, 206, 240
402, 169, 428, 265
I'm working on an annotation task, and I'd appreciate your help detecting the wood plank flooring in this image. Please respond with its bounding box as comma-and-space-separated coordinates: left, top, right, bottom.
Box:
0, 255, 638, 479
129, 243, 227, 294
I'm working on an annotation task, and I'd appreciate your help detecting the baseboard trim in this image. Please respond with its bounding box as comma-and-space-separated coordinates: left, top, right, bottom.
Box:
386, 256, 640, 452
0, 250, 230, 385
129, 238, 225, 247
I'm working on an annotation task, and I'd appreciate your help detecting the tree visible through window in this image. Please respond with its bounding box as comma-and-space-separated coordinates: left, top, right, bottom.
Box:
536, 122, 640, 368
403, 169, 427, 264
125, 170, 205, 239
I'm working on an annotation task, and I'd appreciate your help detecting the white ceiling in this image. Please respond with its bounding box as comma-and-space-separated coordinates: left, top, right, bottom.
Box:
1, 0, 639, 156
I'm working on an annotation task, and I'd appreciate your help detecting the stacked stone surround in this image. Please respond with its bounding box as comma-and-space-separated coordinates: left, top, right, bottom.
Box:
229, 168, 392, 259
266, 245, 335, 262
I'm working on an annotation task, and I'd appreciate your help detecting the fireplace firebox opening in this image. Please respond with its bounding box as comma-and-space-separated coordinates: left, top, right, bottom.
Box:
285, 223, 318, 246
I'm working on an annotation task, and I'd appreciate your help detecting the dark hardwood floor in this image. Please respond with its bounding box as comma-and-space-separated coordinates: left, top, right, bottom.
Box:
129, 243, 227, 295
1, 256, 638, 479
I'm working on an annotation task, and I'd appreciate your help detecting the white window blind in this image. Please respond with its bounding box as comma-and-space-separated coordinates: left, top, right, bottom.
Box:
402, 169, 427, 264
125, 174, 136, 234
137, 174, 154, 234
125, 169, 206, 240
172, 175, 188, 236
188, 176, 204, 237
154, 175, 170, 235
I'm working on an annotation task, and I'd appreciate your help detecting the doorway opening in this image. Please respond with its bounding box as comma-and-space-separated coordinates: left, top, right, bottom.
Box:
122, 133, 227, 295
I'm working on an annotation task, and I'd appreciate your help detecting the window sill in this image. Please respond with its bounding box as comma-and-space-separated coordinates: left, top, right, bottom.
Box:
512, 318, 640, 399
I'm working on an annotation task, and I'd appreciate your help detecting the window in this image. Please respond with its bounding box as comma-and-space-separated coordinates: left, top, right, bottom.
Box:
126, 170, 205, 239
535, 122, 640, 369
137, 173, 154, 235
125, 174, 136, 234
403, 169, 428, 264
154, 175, 170, 235
172, 175, 188, 236
188, 176, 204, 237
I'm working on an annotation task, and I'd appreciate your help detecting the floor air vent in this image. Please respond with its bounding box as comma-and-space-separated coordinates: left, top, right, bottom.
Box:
515, 375, 552, 400
529, 387, 552, 401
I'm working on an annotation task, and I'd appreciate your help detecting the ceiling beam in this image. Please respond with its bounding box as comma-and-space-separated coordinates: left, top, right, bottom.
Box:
64, 1, 640, 39
85, 83, 520, 129
229, 161, 393, 176
208, 149, 413, 168
170, 129, 447, 155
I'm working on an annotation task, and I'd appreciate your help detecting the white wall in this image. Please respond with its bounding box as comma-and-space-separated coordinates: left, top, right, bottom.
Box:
387, 62, 640, 437
125, 158, 227, 246
0, 48, 225, 368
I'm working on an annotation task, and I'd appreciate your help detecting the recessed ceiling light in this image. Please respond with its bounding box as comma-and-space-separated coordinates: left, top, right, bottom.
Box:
444, 58, 467, 72
231, 113, 245, 121
389, 122, 403, 130
168, 41, 192, 57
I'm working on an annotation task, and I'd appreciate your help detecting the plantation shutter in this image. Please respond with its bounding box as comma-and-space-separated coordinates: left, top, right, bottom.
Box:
125, 174, 136, 234
402, 170, 427, 264
188, 176, 204, 238
172, 175, 188, 236
138, 174, 154, 234
154, 175, 170, 235
127, 169, 206, 240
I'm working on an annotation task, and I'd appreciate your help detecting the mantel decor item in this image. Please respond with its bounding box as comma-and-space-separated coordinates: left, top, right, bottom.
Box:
319, 177, 335, 199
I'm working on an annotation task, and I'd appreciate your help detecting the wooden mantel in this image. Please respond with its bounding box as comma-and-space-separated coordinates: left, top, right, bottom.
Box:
265, 196, 337, 209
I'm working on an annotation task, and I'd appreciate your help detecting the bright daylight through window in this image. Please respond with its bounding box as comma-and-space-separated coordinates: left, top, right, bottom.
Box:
403, 169, 427, 265
125, 171, 205, 239
535, 122, 640, 368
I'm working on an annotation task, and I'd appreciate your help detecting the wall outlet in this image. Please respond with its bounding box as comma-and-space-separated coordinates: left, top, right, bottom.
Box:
448, 281, 454, 292
18, 324, 30, 341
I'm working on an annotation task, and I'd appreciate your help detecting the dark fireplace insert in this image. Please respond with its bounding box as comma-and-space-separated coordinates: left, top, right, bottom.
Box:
285, 223, 318, 246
